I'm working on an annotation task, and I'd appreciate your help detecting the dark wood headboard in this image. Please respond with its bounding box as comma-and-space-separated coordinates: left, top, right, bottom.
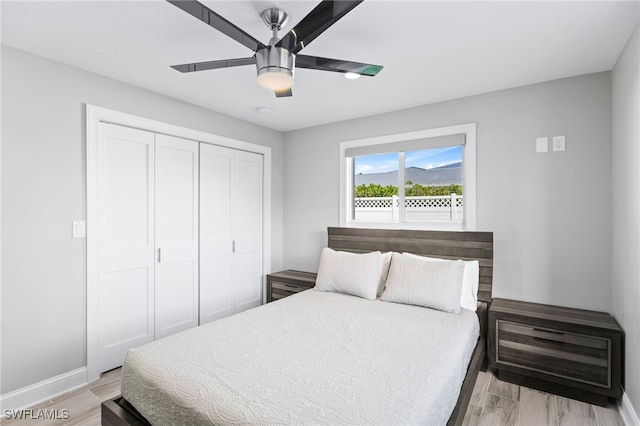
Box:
327, 227, 494, 338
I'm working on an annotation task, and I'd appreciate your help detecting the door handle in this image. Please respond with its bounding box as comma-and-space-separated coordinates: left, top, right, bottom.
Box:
157, 248, 161, 263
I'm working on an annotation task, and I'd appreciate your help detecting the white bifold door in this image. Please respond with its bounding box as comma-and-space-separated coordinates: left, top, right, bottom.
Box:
199, 145, 263, 324
97, 122, 263, 373
97, 123, 199, 372
154, 134, 199, 339
97, 124, 156, 373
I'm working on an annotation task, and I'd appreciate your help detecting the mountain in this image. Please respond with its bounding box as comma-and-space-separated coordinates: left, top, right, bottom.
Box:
355, 162, 462, 187
436, 161, 463, 169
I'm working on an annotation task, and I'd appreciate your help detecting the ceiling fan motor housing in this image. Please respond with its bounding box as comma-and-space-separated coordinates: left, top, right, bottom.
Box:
256, 47, 295, 90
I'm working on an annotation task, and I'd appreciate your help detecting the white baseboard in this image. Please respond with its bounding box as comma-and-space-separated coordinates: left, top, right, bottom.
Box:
0, 367, 87, 416
619, 391, 640, 426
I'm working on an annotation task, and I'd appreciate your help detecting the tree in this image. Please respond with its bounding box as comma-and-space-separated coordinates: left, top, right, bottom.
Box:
354, 184, 398, 197
405, 183, 463, 196
355, 183, 462, 197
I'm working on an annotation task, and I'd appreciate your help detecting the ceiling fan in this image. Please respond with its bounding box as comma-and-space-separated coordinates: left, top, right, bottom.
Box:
167, 0, 383, 97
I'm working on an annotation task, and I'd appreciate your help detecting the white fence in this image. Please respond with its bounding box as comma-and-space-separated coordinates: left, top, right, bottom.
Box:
354, 194, 463, 221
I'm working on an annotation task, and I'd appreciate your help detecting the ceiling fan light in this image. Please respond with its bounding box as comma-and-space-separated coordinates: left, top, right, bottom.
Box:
344, 72, 360, 80
257, 67, 294, 91
256, 46, 295, 91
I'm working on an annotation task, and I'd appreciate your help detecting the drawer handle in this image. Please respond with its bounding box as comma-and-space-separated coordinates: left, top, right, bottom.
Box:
533, 336, 566, 344
282, 284, 298, 289
532, 328, 564, 335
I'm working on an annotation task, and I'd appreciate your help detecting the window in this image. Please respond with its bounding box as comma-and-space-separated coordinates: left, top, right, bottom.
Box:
340, 123, 476, 230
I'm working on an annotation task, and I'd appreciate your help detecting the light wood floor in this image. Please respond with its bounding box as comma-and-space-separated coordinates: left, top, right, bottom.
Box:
462, 371, 623, 426
1, 368, 121, 425
2, 368, 623, 425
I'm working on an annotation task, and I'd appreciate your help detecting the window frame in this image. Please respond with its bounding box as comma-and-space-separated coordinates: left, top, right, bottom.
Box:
339, 123, 476, 231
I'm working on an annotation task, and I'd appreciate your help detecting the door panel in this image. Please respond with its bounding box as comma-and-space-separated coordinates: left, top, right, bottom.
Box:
200, 257, 233, 322
155, 138, 199, 243
234, 251, 262, 313
155, 261, 197, 336
234, 151, 263, 311
98, 123, 155, 373
155, 134, 199, 339
199, 144, 235, 323
234, 152, 263, 240
101, 268, 151, 346
102, 138, 151, 248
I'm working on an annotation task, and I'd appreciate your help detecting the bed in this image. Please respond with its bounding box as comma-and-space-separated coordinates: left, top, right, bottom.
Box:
102, 227, 494, 426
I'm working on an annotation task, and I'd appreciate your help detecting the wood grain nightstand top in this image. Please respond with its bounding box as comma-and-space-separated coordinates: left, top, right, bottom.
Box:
490, 298, 620, 331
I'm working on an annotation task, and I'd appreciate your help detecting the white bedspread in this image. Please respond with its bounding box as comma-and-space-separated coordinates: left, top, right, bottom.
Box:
121, 290, 479, 425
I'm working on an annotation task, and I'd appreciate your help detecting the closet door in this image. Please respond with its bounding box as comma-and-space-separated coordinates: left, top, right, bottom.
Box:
199, 144, 235, 324
234, 151, 263, 313
154, 134, 199, 339
98, 123, 155, 372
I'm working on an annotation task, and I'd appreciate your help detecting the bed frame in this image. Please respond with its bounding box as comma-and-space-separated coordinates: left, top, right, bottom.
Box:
102, 227, 493, 426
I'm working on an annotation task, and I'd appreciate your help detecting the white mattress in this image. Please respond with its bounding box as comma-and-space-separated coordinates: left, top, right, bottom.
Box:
121, 289, 480, 425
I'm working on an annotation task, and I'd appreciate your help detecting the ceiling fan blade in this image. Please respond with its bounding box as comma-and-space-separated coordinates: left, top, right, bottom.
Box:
276, 1, 363, 54
171, 57, 256, 73
275, 88, 293, 98
296, 55, 383, 76
167, 0, 265, 52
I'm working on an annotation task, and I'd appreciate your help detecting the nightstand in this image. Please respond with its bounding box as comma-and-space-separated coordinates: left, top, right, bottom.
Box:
266, 270, 317, 302
488, 298, 622, 406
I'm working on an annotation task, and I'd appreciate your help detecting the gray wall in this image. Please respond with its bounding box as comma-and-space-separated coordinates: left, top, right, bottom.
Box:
612, 24, 639, 419
284, 72, 612, 313
0, 46, 284, 394
2, 37, 633, 414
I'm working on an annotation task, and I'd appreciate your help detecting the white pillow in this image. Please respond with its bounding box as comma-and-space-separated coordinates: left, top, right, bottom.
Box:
381, 253, 465, 313
403, 253, 479, 311
314, 248, 382, 300
377, 252, 393, 297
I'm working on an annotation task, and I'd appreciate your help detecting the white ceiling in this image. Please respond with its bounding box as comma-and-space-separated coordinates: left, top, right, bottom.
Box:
2, 1, 638, 132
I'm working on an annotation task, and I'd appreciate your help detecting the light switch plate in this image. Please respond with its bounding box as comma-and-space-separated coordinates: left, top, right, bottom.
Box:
553, 136, 565, 152
536, 137, 549, 153
72, 220, 86, 238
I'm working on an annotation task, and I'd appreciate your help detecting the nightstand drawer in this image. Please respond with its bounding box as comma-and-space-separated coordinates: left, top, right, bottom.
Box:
496, 320, 612, 388
271, 281, 311, 300
498, 322, 608, 351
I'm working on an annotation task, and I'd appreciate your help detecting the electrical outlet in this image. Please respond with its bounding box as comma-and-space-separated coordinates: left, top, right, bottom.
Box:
552, 136, 565, 152
536, 137, 548, 153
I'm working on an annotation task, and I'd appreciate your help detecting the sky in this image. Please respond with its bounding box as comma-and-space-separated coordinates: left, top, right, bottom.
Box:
354, 146, 463, 175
